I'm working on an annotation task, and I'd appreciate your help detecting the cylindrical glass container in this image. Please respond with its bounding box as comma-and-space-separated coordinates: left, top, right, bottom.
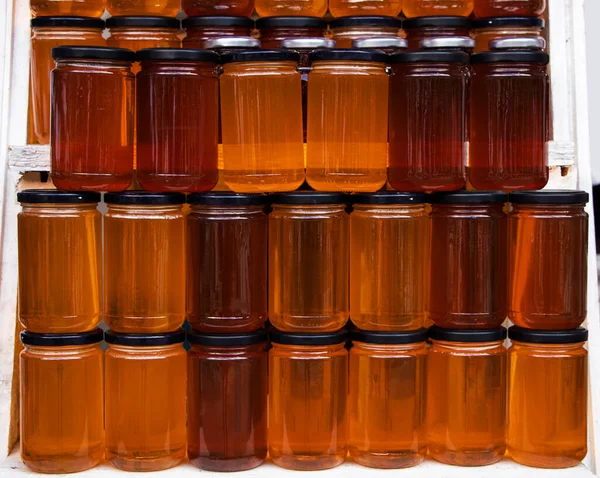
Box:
471, 17, 545, 52
508, 191, 589, 330
183, 17, 255, 49
51, 46, 135, 192
106, 0, 180, 16
350, 192, 430, 331
136, 49, 219, 192
349, 329, 428, 468
105, 330, 187, 471
183, 0, 254, 16
256, 17, 328, 48
352, 36, 408, 52
106, 16, 181, 58
329, 0, 402, 18
269, 193, 349, 332
306, 50, 388, 192
256, 0, 327, 19
508, 327, 588, 469
330, 16, 402, 48
20, 329, 104, 474
220, 50, 304, 193
30, 17, 105, 145
104, 192, 186, 333
427, 326, 507, 466
429, 192, 508, 328
188, 331, 268, 471
31, 0, 105, 17
18, 190, 101, 333
269, 330, 348, 470
475, 0, 546, 17
470, 50, 549, 190
403, 16, 472, 49
403, 0, 474, 17
388, 51, 468, 192
187, 193, 268, 333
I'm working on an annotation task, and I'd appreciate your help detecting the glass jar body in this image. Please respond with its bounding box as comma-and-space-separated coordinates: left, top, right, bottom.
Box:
256, 0, 328, 18
106, 0, 180, 16
329, 0, 402, 18
31, 0, 106, 17
182, 0, 255, 16
474, 0, 546, 17
403, 0, 474, 17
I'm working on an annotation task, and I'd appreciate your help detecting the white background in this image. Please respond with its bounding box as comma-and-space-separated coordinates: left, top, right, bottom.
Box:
585, 0, 600, 184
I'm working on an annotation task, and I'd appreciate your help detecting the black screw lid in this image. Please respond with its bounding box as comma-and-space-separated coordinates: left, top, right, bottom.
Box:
106, 16, 180, 29
309, 48, 388, 64
429, 325, 507, 342
351, 328, 428, 344
330, 16, 402, 28
104, 191, 185, 205
430, 191, 507, 204
270, 328, 348, 346
509, 190, 589, 205
221, 49, 300, 63
403, 16, 471, 29
188, 329, 268, 346
17, 189, 101, 204
105, 329, 185, 346
351, 191, 429, 205
21, 328, 103, 346
137, 48, 219, 62
390, 50, 469, 64
183, 16, 254, 28
187, 192, 268, 206
270, 191, 348, 205
471, 16, 545, 29
31, 16, 105, 28
52, 45, 136, 62
471, 50, 549, 64
256, 16, 327, 29
509, 326, 588, 344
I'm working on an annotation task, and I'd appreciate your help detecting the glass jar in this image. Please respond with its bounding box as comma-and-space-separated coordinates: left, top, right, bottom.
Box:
269, 330, 348, 470
105, 330, 187, 471
18, 190, 101, 333
403, 0, 474, 17
51, 46, 135, 192
475, 0, 546, 17
20, 329, 104, 473
330, 16, 402, 48
329, 0, 401, 17
187, 193, 268, 333
106, 16, 181, 60
352, 36, 408, 52
508, 191, 589, 330
307, 50, 388, 192
31, 0, 105, 16
269, 193, 349, 332
106, 0, 180, 16
104, 193, 186, 333
350, 193, 430, 331
427, 326, 507, 466
183, 0, 254, 16
403, 16, 471, 49
430, 192, 508, 328
256, 0, 327, 18
388, 51, 468, 192
220, 50, 305, 193
508, 327, 588, 469
349, 329, 427, 468
470, 50, 549, 190
183, 17, 255, 49
256, 16, 328, 48
471, 17, 545, 52
188, 331, 268, 471
136, 49, 219, 192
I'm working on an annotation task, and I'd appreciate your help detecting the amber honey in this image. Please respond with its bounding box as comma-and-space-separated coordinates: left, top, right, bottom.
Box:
471, 17, 546, 53
31, 0, 106, 17
403, 0, 474, 16
475, 0, 546, 17
256, 0, 327, 18
106, 0, 180, 16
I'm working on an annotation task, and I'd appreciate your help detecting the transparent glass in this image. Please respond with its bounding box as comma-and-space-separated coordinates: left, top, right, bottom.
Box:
30, 27, 105, 145
269, 342, 348, 470
259, 26, 326, 49
403, 0, 474, 16
183, 26, 254, 49
405, 25, 471, 50
51, 58, 134, 192
269, 204, 349, 332
256, 0, 327, 17
350, 204, 429, 330
509, 204, 588, 329
329, 0, 402, 17
18, 203, 101, 333
220, 61, 305, 192
508, 341, 587, 468
427, 339, 506, 465
430, 203, 508, 328
106, 0, 180, 16
31, 0, 106, 16
472, 26, 545, 53
188, 343, 268, 471
21, 343, 104, 473
105, 343, 186, 471
183, 0, 254, 16
307, 61, 388, 192
474, 0, 546, 17
349, 341, 427, 468
332, 25, 400, 48
104, 204, 186, 333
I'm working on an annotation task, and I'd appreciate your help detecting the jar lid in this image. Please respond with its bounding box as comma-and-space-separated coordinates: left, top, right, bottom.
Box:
221, 49, 300, 64
17, 189, 101, 204
21, 328, 103, 346
509, 326, 588, 344
281, 37, 336, 50
489, 36, 546, 50
330, 16, 402, 28
471, 16, 545, 29
471, 50, 549, 64
430, 191, 507, 204
351, 328, 428, 344
106, 16, 179, 29
509, 190, 589, 205
182, 16, 254, 28
256, 16, 327, 29
52, 45, 136, 62
390, 50, 469, 63
188, 330, 267, 346
403, 16, 471, 29
137, 48, 220, 62
31, 16, 105, 28
420, 36, 475, 49
270, 191, 348, 205
429, 325, 507, 342
309, 48, 388, 63
270, 329, 348, 346
205, 36, 261, 49
104, 191, 186, 205
352, 37, 407, 49
187, 192, 268, 206
351, 191, 429, 205
105, 329, 185, 346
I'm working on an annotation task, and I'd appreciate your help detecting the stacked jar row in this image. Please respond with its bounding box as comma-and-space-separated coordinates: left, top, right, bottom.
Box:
17, 190, 588, 334
20, 325, 588, 473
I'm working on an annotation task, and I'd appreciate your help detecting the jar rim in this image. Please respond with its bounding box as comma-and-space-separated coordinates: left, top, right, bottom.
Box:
21, 328, 103, 346
105, 329, 185, 346
256, 16, 327, 29
509, 326, 588, 344
18, 189, 100, 204
31, 16, 105, 29
188, 192, 268, 206
106, 15, 180, 29
471, 50, 549, 64
351, 191, 429, 205
189, 330, 267, 346
509, 190, 589, 205
221, 49, 300, 64
104, 191, 185, 205
183, 16, 254, 28
52, 45, 136, 62
270, 328, 348, 346
351, 328, 428, 344
430, 191, 507, 205
403, 16, 471, 29
137, 48, 219, 63
330, 16, 402, 29
270, 191, 348, 206
429, 325, 507, 342
309, 48, 388, 63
